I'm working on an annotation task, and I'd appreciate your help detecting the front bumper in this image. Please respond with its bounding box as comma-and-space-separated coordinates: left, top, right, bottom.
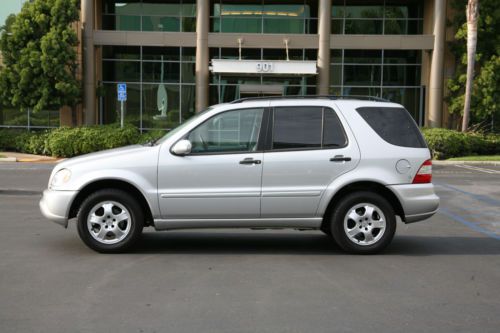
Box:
39, 189, 78, 228
387, 183, 440, 223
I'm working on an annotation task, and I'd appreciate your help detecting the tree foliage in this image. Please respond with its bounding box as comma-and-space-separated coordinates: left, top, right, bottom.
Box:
0, 0, 80, 112
447, 0, 500, 131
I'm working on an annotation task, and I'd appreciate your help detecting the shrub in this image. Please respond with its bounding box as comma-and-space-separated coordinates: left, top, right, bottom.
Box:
138, 129, 167, 144
0, 129, 22, 150
422, 128, 500, 159
46, 125, 141, 157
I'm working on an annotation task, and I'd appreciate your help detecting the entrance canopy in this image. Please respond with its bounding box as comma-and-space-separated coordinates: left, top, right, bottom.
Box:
210, 59, 317, 75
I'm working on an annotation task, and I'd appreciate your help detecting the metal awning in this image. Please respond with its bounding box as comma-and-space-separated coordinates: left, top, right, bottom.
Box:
210, 59, 317, 75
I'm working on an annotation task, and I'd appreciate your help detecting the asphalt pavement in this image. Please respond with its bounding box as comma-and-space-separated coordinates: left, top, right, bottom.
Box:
0, 162, 499, 333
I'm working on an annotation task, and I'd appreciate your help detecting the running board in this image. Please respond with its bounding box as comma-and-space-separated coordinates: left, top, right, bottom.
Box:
153, 217, 322, 231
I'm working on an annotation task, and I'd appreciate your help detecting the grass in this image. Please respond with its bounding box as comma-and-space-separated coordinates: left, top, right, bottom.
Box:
0, 154, 6, 158
447, 155, 500, 161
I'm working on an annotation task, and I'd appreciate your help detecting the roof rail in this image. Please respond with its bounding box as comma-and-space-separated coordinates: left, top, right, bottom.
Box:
230, 95, 389, 104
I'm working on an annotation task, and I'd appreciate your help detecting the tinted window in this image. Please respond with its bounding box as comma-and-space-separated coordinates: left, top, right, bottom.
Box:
356, 107, 426, 148
188, 108, 264, 153
273, 107, 322, 149
323, 109, 348, 148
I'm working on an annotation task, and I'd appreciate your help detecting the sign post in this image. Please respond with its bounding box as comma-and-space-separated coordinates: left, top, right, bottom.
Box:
117, 83, 127, 128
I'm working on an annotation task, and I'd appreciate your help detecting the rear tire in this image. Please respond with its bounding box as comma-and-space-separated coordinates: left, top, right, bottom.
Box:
330, 191, 396, 254
77, 189, 144, 253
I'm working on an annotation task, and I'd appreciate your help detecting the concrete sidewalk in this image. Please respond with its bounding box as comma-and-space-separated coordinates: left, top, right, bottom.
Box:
0, 152, 62, 163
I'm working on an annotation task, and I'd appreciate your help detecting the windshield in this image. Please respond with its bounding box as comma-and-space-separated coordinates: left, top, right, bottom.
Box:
154, 107, 214, 145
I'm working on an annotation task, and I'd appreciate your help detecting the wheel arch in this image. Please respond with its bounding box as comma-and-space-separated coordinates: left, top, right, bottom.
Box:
320, 181, 405, 231
69, 179, 154, 226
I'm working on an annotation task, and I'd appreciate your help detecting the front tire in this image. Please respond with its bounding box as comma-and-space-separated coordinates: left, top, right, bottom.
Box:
330, 191, 396, 254
77, 189, 144, 253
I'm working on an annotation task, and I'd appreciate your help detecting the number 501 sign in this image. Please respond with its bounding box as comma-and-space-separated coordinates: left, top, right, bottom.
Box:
256, 62, 274, 73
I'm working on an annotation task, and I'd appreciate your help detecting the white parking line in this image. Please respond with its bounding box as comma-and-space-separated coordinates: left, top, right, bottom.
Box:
454, 164, 500, 174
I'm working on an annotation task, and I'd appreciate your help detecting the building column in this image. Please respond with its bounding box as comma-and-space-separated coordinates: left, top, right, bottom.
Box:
317, 0, 331, 95
427, 0, 446, 127
195, 0, 209, 112
82, 0, 96, 125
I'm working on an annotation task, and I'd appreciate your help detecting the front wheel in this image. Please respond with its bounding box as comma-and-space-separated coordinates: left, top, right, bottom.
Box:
330, 191, 396, 254
77, 189, 144, 253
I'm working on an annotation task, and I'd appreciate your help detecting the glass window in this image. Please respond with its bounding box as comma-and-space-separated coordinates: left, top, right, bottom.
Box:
356, 107, 426, 148
323, 108, 347, 148
344, 19, 383, 34
102, 60, 141, 82
103, 46, 140, 60
273, 107, 322, 150
181, 85, 196, 121
383, 65, 420, 86
142, 16, 180, 31
345, 3, 384, 18
142, 47, 180, 61
211, 1, 315, 34
344, 50, 382, 64
330, 65, 342, 86
188, 108, 264, 153
384, 50, 421, 64
382, 87, 422, 124
142, 83, 180, 129
102, 83, 141, 127
142, 61, 180, 83
343, 65, 381, 86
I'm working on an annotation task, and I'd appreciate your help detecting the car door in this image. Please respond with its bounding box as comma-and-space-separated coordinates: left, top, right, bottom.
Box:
261, 103, 360, 218
157, 107, 266, 219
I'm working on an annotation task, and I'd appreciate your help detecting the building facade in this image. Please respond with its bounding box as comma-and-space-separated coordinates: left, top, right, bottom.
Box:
0, 0, 452, 131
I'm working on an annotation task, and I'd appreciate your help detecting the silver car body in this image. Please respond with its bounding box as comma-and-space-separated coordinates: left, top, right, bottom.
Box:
40, 99, 439, 230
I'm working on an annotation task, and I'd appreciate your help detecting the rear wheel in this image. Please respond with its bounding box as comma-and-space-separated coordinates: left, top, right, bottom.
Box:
77, 189, 144, 253
330, 191, 396, 254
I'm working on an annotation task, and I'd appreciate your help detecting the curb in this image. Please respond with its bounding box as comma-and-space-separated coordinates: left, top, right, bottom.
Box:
433, 160, 500, 166
17, 158, 60, 163
0, 189, 42, 196
0, 157, 17, 162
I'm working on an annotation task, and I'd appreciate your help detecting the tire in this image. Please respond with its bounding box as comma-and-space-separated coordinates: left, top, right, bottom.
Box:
77, 189, 144, 253
330, 191, 396, 254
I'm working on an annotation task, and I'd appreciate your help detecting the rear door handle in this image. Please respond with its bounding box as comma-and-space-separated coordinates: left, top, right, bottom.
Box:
330, 155, 351, 162
239, 158, 262, 165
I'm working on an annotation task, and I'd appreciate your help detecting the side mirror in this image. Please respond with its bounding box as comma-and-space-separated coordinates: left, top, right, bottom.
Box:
171, 139, 192, 156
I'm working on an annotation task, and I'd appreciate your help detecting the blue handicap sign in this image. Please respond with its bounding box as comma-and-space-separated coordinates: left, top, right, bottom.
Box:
117, 83, 127, 101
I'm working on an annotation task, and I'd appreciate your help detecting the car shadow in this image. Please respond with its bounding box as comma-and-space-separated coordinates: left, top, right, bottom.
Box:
131, 231, 500, 256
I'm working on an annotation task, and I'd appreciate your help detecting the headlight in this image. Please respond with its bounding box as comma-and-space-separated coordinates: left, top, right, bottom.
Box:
50, 169, 72, 188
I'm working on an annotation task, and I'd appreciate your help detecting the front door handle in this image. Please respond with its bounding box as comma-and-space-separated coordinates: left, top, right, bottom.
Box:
330, 155, 352, 162
239, 158, 262, 165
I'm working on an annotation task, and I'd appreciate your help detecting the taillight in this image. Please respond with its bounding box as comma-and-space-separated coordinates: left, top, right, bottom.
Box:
413, 159, 432, 184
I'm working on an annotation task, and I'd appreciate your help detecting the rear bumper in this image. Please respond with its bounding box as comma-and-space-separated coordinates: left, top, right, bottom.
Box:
39, 189, 78, 228
387, 183, 440, 223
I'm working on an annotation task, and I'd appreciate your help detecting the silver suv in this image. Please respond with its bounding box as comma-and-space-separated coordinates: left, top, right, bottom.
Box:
40, 97, 439, 254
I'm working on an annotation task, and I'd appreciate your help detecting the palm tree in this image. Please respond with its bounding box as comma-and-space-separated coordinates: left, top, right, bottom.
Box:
462, 0, 479, 132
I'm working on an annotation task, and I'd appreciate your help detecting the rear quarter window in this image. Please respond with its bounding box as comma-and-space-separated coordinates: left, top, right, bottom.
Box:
355, 107, 427, 148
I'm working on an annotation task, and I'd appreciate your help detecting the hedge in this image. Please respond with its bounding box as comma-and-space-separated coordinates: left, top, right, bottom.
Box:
0, 125, 166, 158
422, 128, 500, 159
0, 125, 498, 159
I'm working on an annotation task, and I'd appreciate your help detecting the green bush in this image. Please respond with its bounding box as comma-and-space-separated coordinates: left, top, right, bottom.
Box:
4, 125, 494, 160
138, 129, 167, 144
46, 125, 141, 157
0, 129, 22, 150
422, 128, 500, 159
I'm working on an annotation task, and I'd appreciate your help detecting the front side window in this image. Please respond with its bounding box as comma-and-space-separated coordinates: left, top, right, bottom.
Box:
188, 108, 264, 153
272, 106, 347, 150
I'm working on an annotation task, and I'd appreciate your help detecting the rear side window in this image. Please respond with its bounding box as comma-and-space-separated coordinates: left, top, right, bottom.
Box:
356, 107, 426, 148
323, 109, 348, 148
273, 107, 322, 149
272, 106, 347, 150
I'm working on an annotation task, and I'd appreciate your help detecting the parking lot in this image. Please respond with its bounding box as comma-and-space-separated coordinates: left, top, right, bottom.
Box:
1, 162, 499, 332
